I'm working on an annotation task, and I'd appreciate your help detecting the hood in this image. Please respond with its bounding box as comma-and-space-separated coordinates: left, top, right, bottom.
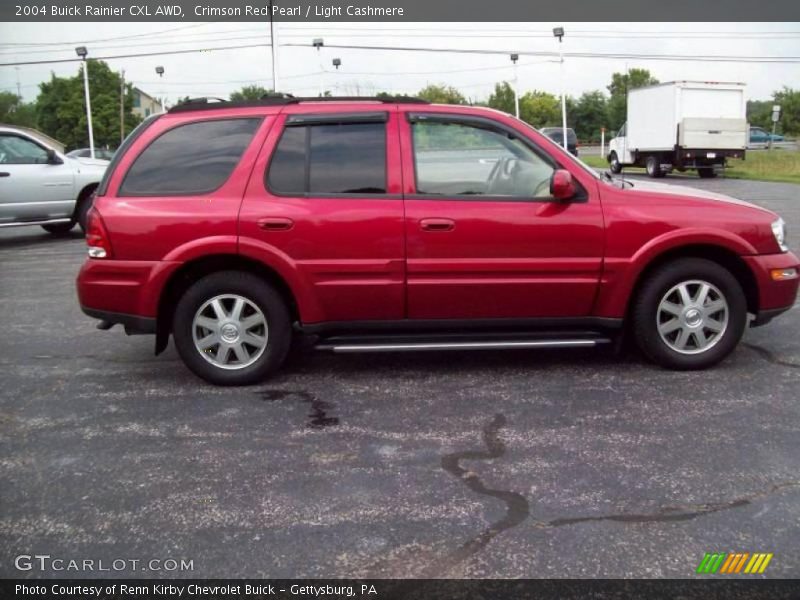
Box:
68, 156, 110, 171
622, 178, 771, 213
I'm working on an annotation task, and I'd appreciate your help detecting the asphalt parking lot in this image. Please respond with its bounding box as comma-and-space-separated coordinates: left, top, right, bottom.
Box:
1, 175, 799, 579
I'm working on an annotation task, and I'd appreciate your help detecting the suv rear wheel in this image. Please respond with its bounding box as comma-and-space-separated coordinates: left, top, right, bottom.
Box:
632, 258, 747, 370
173, 271, 291, 385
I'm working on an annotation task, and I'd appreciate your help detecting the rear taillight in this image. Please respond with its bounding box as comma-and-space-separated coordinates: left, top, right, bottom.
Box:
85, 208, 113, 259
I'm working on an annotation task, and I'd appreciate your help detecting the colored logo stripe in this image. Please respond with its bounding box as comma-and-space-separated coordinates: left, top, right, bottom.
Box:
697, 553, 773, 574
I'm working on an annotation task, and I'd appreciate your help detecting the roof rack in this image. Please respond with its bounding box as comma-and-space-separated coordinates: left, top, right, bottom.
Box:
169, 95, 429, 113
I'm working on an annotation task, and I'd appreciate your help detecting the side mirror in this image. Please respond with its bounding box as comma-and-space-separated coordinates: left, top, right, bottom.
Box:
550, 169, 576, 201
46, 149, 63, 165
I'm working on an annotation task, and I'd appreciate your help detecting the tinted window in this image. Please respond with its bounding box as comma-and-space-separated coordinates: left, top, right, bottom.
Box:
267, 126, 306, 194
267, 121, 386, 195
412, 120, 555, 198
119, 118, 261, 195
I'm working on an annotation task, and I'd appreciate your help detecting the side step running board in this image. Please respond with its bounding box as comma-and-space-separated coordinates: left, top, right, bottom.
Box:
316, 338, 610, 353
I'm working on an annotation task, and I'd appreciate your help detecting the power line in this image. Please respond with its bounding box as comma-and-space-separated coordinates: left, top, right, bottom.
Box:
3, 39, 799, 68
282, 42, 800, 63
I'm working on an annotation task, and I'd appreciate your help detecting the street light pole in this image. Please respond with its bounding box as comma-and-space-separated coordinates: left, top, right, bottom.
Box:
155, 66, 165, 112
332, 58, 342, 95
75, 46, 95, 159
313, 38, 324, 97
553, 27, 568, 151
510, 53, 520, 119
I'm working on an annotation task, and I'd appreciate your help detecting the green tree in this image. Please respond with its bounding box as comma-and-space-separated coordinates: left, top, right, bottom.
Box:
747, 99, 772, 130
487, 81, 516, 115
773, 87, 800, 136
417, 84, 466, 105
570, 91, 608, 142
229, 85, 271, 101
36, 60, 140, 150
0, 92, 38, 128
519, 91, 560, 127
606, 68, 659, 131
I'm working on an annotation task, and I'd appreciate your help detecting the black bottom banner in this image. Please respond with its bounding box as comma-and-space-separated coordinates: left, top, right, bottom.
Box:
3, 579, 799, 600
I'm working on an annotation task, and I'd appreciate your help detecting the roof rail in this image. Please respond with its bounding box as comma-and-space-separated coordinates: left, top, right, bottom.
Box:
169, 94, 429, 113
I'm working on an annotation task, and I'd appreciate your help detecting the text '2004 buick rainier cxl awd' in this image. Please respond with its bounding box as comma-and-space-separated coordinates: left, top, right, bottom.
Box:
76, 96, 799, 385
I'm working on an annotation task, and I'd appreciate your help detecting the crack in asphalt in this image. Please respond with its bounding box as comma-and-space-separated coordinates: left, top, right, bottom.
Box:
743, 343, 800, 369
537, 481, 800, 528
373, 415, 800, 582
259, 389, 339, 429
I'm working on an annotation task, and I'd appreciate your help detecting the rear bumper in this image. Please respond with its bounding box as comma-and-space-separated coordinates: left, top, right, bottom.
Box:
81, 306, 156, 334
743, 251, 800, 325
77, 258, 181, 321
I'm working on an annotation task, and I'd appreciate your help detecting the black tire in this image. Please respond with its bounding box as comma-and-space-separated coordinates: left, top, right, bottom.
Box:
172, 271, 292, 385
632, 258, 747, 370
75, 188, 96, 233
608, 151, 622, 174
41, 221, 75, 234
697, 168, 717, 179
645, 155, 665, 178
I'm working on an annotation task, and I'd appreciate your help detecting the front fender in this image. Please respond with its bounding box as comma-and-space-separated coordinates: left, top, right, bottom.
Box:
594, 228, 757, 318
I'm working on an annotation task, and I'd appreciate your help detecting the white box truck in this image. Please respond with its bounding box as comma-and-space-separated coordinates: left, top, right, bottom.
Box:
607, 81, 748, 178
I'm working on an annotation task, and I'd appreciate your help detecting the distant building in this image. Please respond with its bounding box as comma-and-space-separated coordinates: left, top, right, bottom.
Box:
131, 87, 161, 119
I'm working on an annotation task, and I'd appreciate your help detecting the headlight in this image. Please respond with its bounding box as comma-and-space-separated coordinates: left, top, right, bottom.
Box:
771, 218, 788, 252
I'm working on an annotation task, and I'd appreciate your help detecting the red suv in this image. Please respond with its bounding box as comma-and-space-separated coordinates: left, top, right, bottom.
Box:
77, 96, 798, 385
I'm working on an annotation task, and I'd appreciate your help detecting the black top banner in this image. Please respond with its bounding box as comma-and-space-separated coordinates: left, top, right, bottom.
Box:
2, 0, 800, 21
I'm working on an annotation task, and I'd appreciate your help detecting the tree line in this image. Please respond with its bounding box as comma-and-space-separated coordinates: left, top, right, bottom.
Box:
2, 64, 797, 149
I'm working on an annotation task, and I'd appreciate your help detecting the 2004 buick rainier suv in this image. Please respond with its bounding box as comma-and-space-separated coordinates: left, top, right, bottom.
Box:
76, 96, 799, 385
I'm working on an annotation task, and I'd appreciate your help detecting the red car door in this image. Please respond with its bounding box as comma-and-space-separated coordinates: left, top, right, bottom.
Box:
399, 108, 604, 320
239, 105, 405, 324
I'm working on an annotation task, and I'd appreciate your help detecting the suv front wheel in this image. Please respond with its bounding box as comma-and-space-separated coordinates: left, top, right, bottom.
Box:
632, 258, 747, 370
173, 271, 291, 385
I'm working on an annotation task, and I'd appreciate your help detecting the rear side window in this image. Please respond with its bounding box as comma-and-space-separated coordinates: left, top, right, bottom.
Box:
267, 121, 386, 195
119, 118, 261, 196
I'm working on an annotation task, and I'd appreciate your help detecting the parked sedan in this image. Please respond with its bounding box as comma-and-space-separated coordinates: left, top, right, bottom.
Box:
0, 126, 107, 234
67, 147, 115, 161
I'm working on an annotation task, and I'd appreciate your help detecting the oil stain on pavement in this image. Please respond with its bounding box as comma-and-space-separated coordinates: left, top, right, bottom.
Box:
259, 389, 339, 429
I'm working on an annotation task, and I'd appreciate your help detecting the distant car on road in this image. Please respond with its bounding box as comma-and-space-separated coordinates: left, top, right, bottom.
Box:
67, 147, 115, 161
749, 127, 784, 146
0, 125, 107, 234
540, 127, 578, 156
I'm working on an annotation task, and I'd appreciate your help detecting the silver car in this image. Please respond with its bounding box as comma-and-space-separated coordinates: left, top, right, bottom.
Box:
0, 126, 108, 234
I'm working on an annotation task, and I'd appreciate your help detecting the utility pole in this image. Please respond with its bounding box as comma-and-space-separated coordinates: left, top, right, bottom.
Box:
15, 66, 21, 98
120, 70, 125, 145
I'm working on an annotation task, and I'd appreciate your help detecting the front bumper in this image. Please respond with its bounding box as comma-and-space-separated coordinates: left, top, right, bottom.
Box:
743, 251, 800, 326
